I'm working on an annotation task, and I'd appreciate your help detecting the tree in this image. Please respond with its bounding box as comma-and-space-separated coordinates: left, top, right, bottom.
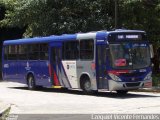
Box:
0, 0, 114, 37
118, 0, 160, 43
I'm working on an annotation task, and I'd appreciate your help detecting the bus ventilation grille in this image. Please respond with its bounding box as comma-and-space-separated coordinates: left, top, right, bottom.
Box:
125, 82, 140, 87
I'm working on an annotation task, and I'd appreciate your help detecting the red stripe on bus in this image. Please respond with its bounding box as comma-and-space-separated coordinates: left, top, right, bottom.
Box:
48, 64, 60, 86
53, 70, 60, 86
108, 70, 129, 75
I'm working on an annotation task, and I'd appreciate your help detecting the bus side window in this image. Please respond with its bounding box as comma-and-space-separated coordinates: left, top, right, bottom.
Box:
4, 46, 9, 60
80, 39, 94, 60
28, 44, 40, 60
62, 41, 79, 60
40, 43, 48, 60
19, 45, 28, 60
8, 45, 18, 60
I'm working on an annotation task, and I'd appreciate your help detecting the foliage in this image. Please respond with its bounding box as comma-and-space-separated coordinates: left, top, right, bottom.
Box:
0, 0, 114, 37
152, 74, 160, 87
0, 0, 160, 45
119, 0, 160, 45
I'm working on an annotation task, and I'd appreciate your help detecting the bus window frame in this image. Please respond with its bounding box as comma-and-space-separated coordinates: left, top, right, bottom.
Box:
62, 40, 80, 61
62, 39, 95, 61
3, 43, 49, 61
79, 39, 94, 61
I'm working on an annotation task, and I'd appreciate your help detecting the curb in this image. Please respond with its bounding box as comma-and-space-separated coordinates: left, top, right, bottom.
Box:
0, 104, 11, 118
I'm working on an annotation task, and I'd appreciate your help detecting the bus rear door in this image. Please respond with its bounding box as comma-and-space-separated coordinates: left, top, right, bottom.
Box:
50, 43, 63, 87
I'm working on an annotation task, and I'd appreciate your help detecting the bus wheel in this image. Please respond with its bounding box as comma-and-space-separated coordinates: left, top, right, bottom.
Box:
27, 75, 36, 90
116, 90, 128, 95
81, 77, 92, 94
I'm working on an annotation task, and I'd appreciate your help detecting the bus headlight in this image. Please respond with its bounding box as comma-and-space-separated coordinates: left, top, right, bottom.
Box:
108, 73, 122, 81
144, 72, 152, 81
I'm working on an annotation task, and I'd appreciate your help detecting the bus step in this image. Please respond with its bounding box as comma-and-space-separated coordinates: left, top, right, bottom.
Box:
52, 86, 62, 88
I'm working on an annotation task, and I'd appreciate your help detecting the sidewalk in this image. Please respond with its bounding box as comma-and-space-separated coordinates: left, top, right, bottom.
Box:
0, 101, 10, 118
133, 87, 160, 93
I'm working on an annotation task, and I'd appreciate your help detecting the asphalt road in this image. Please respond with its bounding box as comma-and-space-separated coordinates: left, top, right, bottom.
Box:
1, 81, 160, 115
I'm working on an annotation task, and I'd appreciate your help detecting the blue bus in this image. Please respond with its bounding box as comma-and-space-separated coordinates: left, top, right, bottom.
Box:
2, 30, 152, 94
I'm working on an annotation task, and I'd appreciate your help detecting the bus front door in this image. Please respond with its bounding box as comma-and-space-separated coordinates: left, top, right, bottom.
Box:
96, 45, 108, 89
50, 47, 62, 87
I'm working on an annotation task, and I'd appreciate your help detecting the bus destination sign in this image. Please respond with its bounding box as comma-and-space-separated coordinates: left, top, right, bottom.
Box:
108, 33, 146, 42
117, 34, 142, 40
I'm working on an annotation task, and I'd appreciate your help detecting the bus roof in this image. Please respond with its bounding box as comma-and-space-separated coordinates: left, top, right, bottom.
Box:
3, 34, 77, 45
107, 29, 145, 34
3, 30, 145, 45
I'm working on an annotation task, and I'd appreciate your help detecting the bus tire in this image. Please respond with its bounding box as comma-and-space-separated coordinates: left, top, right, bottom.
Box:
116, 90, 128, 95
27, 75, 36, 90
80, 76, 93, 94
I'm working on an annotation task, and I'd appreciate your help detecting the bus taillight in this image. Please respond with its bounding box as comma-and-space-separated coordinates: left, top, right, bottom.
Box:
91, 62, 96, 70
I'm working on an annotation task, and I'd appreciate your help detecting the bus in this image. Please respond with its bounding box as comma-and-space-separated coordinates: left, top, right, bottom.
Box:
2, 30, 152, 94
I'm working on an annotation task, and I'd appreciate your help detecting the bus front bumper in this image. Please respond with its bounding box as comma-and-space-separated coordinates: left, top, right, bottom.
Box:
108, 80, 152, 91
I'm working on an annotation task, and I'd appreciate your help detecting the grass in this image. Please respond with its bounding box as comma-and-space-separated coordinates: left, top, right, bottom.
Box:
152, 74, 160, 87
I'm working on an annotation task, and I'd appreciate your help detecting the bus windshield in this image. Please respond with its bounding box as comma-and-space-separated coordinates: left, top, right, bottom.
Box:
109, 43, 150, 69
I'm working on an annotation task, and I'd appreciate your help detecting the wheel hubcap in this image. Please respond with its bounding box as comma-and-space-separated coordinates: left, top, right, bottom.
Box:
28, 77, 33, 88
84, 81, 91, 90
